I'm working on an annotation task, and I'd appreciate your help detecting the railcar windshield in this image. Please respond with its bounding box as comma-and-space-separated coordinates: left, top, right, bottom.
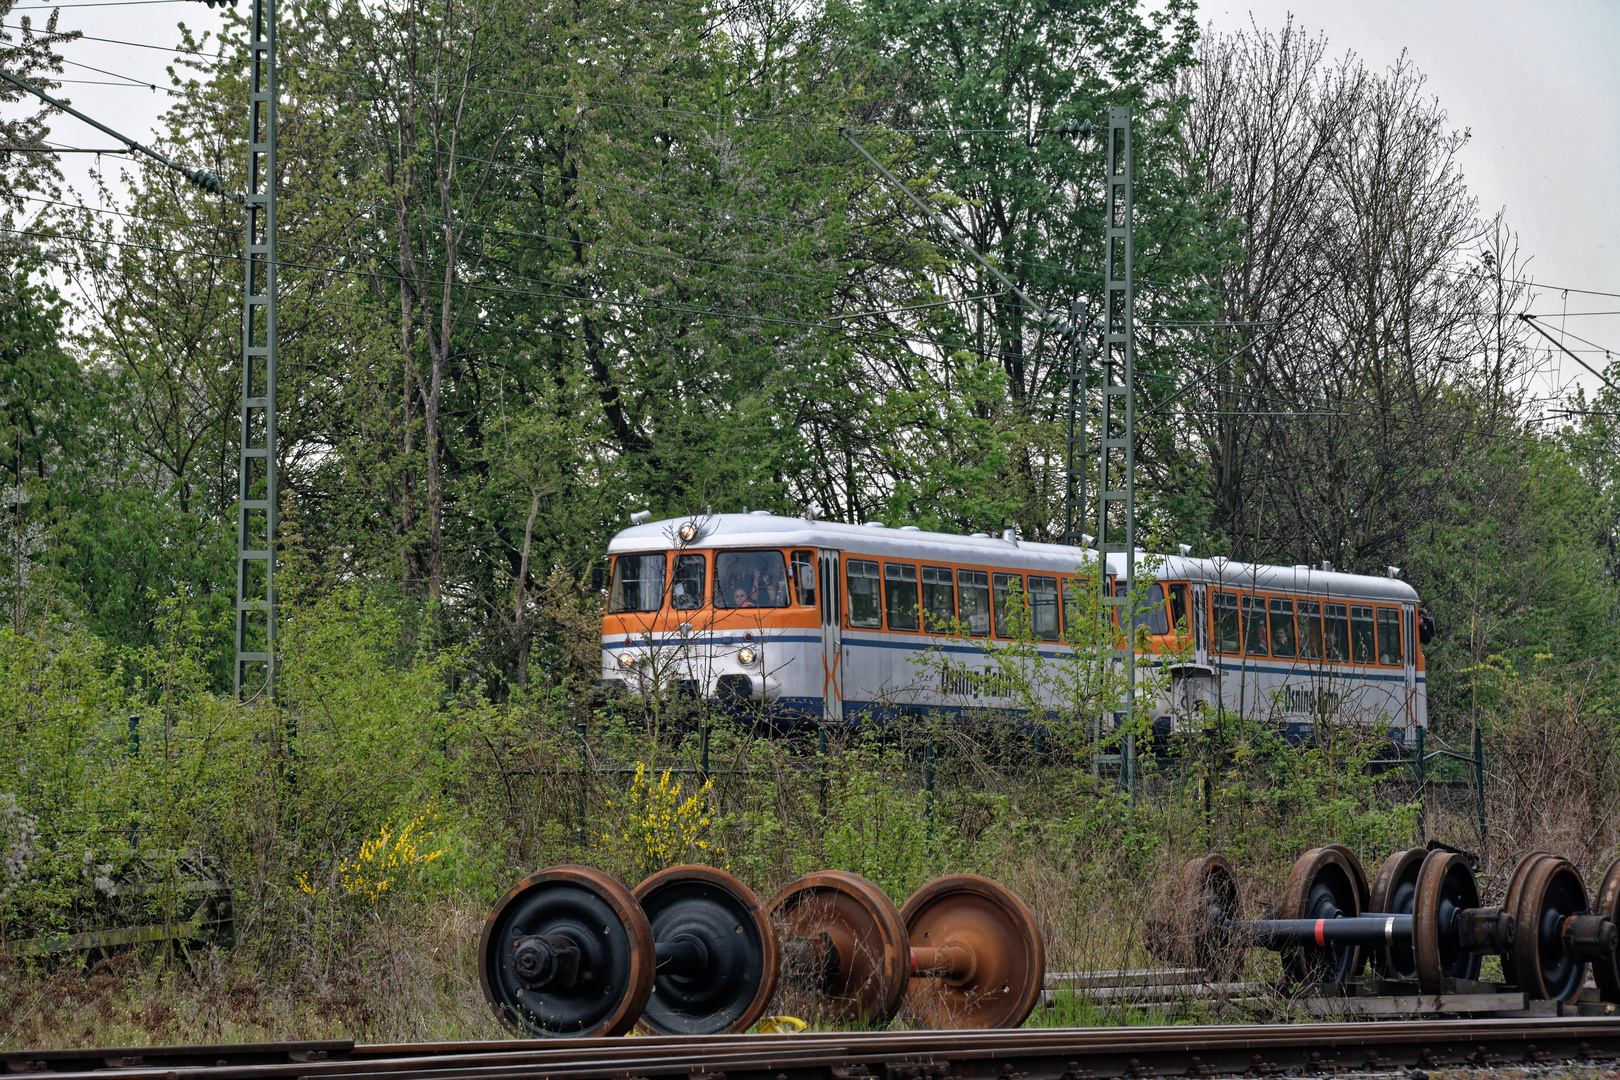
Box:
672, 554, 706, 610
609, 553, 666, 613
715, 549, 790, 608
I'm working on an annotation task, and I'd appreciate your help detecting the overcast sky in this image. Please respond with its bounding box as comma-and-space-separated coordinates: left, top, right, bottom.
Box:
11, 0, 1620, 398
1198, 0, 1620, 400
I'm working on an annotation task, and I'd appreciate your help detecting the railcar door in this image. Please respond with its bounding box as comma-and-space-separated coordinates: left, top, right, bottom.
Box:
818, 550, 844, 723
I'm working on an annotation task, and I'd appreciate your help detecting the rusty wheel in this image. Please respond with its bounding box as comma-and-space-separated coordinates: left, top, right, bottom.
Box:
1412, 850, 1483, 993
1506, 853, 1590, 1002
632, 865, 778, 1035
1593, 856, 1620, 1002
1368, 847, 1427, 981
899, 875, 1045, 1030
479, 865, 655, 1038
1279, 846, 1366, 987
768, 870, 908, 1024
1499, 851, 1551, 989
1175, 854, 1242, 981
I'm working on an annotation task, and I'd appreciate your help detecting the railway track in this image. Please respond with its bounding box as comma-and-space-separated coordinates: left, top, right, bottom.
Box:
11, 1019, 1620, 1080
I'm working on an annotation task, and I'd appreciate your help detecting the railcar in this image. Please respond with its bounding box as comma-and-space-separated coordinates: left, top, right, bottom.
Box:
598, 513, 1427, 743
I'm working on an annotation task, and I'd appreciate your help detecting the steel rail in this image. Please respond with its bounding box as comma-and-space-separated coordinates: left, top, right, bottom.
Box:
14, 1020, 1620, 1080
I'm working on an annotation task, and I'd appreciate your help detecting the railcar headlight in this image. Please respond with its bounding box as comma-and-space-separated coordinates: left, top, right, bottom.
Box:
617, 652, 636, 669
737, 646, 758, 666
678, 521, 698, 542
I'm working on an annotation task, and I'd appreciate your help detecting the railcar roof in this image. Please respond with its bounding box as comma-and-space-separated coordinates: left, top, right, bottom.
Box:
1141, 554, 1420, 604
608, 513, 1101, 575
607, 514, 1420, 602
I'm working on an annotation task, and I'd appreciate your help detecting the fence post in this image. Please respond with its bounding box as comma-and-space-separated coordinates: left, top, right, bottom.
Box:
924, 738, 935, 841
1413, 725, 1426, 841
575, 718, 587, 845
699, 721, 711, 786
817, 721, 828, 839
1473, 724, 1487, 858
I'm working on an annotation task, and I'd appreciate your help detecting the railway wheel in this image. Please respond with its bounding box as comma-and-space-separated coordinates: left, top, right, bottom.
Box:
768, 870, 908, 1024
900, 875, 1045, 1029
1499, 851, 1551, 990
479, 865, 655, 1038
1179, 853, 1242, 981
1592, 856, 1620, 1002
1368, 847, 1426, 981
1412, 850, 1484, 993
1279, 845, 1366, 987
632, 865, 778, 1035
1505, 852, 1602, 1002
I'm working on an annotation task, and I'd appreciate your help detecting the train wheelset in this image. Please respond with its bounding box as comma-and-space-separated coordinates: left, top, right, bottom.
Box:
1178, 845, 1620, 1003
478, 864, 1044, 1037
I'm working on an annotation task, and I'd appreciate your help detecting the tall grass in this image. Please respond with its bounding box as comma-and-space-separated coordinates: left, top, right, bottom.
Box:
0, 592, 1613, 1046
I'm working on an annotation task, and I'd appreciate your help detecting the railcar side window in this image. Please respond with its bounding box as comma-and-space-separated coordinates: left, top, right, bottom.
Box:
1323, 602, 1350, 661
1213, 591, 1239, 653
1119, 582, 1169, 635
992, 573, 1024, 638
1168, 583, 1189, 632
1241, 595, 1268, 656
1376, 606, 1403, 666
845, 560, 882, 627
1060, 579, 1081, 634
885, 563, 920, 631
1350, 605, 1376, 664
1029, 576, 1060, 641
958, 569, 991, 637
671, 554, 706, 610
609, 553, 666, 613
1268, 597, 1297, 658
1296, 599, 1324, 659
791, 551, 817, 606
922, 566, 955, 631
715, 550, 790, 608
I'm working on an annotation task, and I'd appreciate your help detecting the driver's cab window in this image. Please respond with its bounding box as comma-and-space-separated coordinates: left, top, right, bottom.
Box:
790, 550, 817, 606
671, 553, 706, 610
714, 550, 790, 608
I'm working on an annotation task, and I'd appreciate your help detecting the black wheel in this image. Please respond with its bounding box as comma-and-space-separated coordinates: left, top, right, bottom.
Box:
633, 865, 778, 1035
1507, 853, 1589, 1002
478, 865, 655, 1038
1594, 856, 1620, 1002
1368, 847, 1426, 981
1413, 850, 1483, 993
1279, 846, 1365, 987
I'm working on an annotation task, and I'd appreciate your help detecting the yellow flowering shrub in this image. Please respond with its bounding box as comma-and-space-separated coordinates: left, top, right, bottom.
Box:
299, 805, 445, 902
609, 762, 714, 875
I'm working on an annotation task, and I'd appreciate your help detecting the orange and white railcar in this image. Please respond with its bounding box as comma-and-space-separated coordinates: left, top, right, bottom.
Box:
598, 513, 1426, 743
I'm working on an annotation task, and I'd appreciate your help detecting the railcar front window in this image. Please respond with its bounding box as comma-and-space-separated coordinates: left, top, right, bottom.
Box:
885, 563, 920, 631
1297, 599, 1324, 659
609, 553, 666, 613
1030, 576, 1060, 641
959, 569, 991, 636
715, 550, 789, 608
1323, 602, 1350, 661
922, 566, 955, 632
791, 551, 817, 606
1241, 594, 1267, 656
1269, 597, 1297, 658
1377, 607, 1402, 666
1350, 605, 1376, 664
671, 554, 706, 610
1213, 591, 1239, 653
992, 573, 1024, 638
846, 559, 882, 627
